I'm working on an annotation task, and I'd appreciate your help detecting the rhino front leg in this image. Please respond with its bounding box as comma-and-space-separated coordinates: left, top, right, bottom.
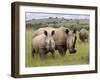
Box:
57, 45, 66, 56
39, 49, 46, 59
51, 50, 55, 58
32, 48, 35, 58
62, 45, 67, 56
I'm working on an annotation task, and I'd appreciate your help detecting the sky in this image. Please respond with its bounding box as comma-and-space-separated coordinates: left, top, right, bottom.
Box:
25, 12, 90, 20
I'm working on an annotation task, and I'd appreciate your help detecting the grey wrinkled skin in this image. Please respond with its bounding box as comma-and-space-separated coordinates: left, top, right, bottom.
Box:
79, 28, 88, 42
65, 29, 77, 54
32, 30, 55, 59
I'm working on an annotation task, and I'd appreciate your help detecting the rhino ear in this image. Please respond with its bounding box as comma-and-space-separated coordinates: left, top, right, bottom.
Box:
44, 30, 48, 36
73, 29, 77, 34
51, 30, 55, 36
65, 29, 69, 34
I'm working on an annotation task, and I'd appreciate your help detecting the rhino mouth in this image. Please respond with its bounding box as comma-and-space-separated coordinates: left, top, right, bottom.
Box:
69, 49, 77, 54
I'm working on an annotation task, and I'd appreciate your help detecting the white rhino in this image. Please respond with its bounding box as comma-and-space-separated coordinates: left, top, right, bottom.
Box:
79, 28, 88, 42
32, 30, 55, 59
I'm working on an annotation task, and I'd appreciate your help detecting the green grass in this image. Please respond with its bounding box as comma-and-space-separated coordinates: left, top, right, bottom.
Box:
26, 28, 89, 67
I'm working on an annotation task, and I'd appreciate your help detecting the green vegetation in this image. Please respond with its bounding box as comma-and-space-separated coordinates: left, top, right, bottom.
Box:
26, 18, 89, 30
26, 28, 89, 67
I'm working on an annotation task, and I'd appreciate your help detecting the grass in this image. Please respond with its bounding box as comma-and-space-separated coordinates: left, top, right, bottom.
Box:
26, 28, 89, 67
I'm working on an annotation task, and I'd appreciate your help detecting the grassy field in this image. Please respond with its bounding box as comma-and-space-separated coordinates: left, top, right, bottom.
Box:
26, 28, 89, 67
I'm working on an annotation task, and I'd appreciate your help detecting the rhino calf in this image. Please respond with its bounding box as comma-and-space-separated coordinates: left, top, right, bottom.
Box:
32, 30, 55, 59
79, 28, 88, 42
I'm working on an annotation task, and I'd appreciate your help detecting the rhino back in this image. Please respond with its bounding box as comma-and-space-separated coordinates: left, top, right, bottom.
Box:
32, 27, 55, 38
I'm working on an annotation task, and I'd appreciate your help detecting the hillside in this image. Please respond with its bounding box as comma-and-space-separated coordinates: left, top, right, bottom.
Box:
26, 17, 89, 30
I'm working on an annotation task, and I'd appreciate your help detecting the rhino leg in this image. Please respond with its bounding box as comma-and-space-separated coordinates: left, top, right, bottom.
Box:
62, 45, 67, 56
32, 48, 35, 58
56, 45, 66, 56
50, 49, 55, 58
39, 49, 46, 59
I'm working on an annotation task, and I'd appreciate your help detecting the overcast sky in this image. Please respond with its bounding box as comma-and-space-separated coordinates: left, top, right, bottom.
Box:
25, 12, 90, 20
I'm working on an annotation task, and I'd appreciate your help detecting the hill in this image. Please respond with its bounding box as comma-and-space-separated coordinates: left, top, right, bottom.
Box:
26, 17, 89, 30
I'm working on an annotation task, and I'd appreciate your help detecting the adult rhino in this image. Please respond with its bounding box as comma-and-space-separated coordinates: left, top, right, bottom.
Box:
32, 30, 55, 59
53, 27, 68, 56
79, 28, 88, 42
53, 27, 77, 55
